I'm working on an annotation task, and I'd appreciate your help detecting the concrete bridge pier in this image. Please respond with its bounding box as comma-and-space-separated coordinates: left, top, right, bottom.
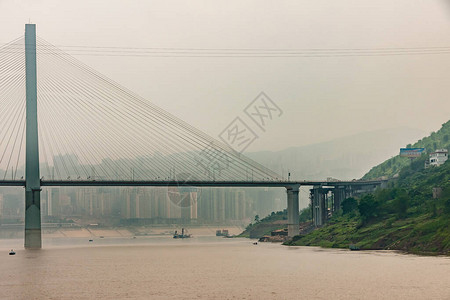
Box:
311, 186, 328, 227
286, 185, 300, 237
333, 187, 345, 212
320, 189, 327, 224
313, 187, 325, 227
312, 186, 320, 227
345, 185, 353, 199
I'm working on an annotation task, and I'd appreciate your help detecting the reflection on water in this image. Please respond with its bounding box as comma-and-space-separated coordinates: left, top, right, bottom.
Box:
0, 237, 449, 299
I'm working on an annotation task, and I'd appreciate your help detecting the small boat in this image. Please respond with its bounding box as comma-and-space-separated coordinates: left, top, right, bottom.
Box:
173, 228, 192, 239
349, 244, 360, 251
9, 249, 15, 255
216, 229, 229, 237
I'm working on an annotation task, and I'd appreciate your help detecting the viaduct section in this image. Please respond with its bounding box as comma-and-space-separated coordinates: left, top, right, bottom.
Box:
307, 181, 387, 227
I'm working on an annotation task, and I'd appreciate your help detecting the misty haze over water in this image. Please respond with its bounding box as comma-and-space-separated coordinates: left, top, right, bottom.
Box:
1, 1, 450, 299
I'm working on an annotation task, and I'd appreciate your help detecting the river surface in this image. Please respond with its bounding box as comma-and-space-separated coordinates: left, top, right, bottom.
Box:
0, 236, 449, 299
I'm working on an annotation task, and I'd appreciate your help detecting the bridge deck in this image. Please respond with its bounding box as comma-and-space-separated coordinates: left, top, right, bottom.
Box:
0, 179, 385, 188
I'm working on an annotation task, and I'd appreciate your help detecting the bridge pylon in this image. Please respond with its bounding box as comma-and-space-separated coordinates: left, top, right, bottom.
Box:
24, 24, 41, 249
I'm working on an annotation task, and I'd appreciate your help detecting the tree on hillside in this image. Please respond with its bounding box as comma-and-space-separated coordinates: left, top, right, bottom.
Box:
358, 194, 379, 223
341, 197, 358, 214
299, 205, 312, 222
394, 190, 409, 219
442, 186, 450, 215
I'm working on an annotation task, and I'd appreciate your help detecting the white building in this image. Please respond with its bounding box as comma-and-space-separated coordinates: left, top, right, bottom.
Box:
428, 149, 448, 167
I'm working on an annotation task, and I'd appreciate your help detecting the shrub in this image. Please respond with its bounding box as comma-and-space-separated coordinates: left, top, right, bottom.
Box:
341, 197, 358, 215
394, 190, 409, 219
358, 194, 379, 223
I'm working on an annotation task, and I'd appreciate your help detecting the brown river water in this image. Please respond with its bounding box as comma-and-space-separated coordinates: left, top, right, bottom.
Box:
0, 236, 449, 299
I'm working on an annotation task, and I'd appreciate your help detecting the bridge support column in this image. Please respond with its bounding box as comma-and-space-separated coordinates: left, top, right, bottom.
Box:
24, 24, 41, 249
286, 185, 300, 237
345, 185, 353, 199
322, 191, 328, 222
333, 187, 345, 212
312, 186, 321, 227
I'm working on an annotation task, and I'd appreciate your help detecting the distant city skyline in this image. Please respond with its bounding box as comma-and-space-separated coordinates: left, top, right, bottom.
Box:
0, 186, 285, 225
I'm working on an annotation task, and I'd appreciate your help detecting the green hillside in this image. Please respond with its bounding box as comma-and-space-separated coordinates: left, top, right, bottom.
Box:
286, 158, 450, 255
244, 122, 450, 255
237, 210, 287, 238
363, 120, 450, 180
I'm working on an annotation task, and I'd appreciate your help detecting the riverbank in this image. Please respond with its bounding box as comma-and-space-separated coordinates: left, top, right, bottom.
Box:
0, 225, 245, 239
241, 159, 450, 255
284, 214, 450, 256
285, 155, 450, 255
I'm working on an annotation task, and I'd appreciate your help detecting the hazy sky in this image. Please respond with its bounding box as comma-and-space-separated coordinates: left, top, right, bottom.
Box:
1, 0, 449, 152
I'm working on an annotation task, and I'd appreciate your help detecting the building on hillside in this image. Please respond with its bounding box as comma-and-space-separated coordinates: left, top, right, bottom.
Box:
426, 149, 448, 168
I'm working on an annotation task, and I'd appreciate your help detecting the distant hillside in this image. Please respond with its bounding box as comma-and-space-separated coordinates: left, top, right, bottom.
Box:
238, 211, 287, 239
363, 120, 450, 180
237, 208, 312, 239
248, 127, 425, 181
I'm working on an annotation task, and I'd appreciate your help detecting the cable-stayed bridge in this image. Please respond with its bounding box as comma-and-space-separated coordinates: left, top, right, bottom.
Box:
0, 25, 384, 248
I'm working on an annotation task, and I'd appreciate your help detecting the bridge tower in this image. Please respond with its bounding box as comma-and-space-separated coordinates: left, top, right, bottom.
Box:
24, 24, 42, 249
